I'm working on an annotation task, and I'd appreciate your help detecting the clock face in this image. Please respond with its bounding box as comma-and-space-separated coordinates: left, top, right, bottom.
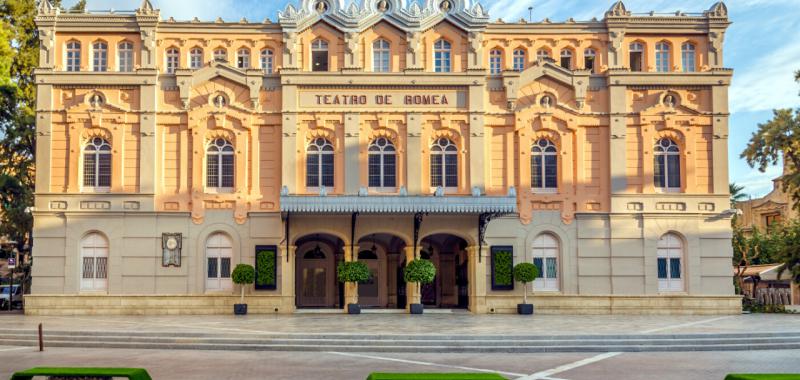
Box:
166, 237, 178, 250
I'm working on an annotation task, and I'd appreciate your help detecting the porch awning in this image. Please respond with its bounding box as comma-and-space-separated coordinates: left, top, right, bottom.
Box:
280, 195, 518, 214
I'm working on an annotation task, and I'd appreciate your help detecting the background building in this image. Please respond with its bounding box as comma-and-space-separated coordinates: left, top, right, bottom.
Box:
28, 0, 739, 315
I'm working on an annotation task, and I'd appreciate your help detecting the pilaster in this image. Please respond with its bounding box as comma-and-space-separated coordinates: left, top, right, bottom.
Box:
344, 113, 360, 194
35, 84, 54, 193
608, 85, 628, 197
139, 78, 158, 195
467, 245, 487, 314
280, 245, 297, 312
282, 84, 299, 193
468, 83, 486, 193
711, 85, 730, 195
406, 113, 422, 194
403, 246, 421, 306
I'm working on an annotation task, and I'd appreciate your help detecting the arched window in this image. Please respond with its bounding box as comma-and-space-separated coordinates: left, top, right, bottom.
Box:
434, 39, 451, 73
306, 138, 334, 188
681, 43, 696, 72
190, 48, 203, 69
83, 137, 111, 191
531, 139, 557, 192
489, 49, 502, 75
237, 48, 250, 69
80, 233, 108, 292
118, 41, 134, 72
536, 49, 550, 61
205, 233, 233, 291
654, 138, 681, 192
656, 42, 671, 72
560, 49, 573, 69
206, 138, 235, 190
513, 49, 526, 72
311, 39, 329, 72
92, 41, 108, 72
213, 48, 227, 62
373, 39, 390, 72
165, 48, 179, 73
261, 49, 274, 73
368, 137, 396, 190
657, 233, 684, 292
532, 234, 559, 291
629, 42, 644, 72
584, 48, 596, 73
66, 41, 81, 72
430, 138, 458, 189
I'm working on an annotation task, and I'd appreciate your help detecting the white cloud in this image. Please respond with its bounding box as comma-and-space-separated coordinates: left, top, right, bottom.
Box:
732, 164, 783, 198
729, 39, 800, 113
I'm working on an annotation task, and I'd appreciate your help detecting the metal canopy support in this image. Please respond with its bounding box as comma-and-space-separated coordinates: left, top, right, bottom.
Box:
284, 212, 291, 262
412, 212, 426, 260
478, 212, 509, 263
350, 212, 359, 259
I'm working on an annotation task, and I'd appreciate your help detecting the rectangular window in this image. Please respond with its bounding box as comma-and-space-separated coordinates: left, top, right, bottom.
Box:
306, 154, 319, 188
585, 56, 595, 72
383, 154, 396, 188
83, 154, 96, 187
533, 258, 544, 278
374, 51, 389, 72
207, 155, 219, 187
321, 154, 334, 187
67, 50, 81, 72
368, 155, 382, 188
93, 48, 107, 72
654, 155, 665, 188
513, 55, 525, 72
95, 257, 108, 279
532, 156, 542, 188
82, 257, 95, 279
630, 52, 643, 72
667, 155, 680, 188
430, 155, 443, 187
491, 246, 514, 291
98, 154, 111, 187
312, 51, 328, 72
656, 52, 670, 72
220, 258, 231, 278
207, 258, 218, 278
435, 52, 451, 73
682, 52, 696, 72
221, 155, 234, 188
544, 155, 557, 188
657, 258, 668, 279
546, 258, 557, 279
118, 50, 133, 72
444, 155, 458, 188
669, 258, 681, 279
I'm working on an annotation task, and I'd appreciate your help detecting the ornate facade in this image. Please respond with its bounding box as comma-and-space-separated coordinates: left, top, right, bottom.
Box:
28, 0, 740, 315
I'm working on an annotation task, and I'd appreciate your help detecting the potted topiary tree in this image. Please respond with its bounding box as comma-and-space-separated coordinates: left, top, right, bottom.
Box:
403, 259, 436, 315
231, 263, 255, 315
513, 262, 539, 315
337, 261, 372, 314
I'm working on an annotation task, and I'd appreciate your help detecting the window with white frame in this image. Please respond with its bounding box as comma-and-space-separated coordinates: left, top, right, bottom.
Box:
373, 39, 390, 72
66, 41, 81, 72
584, 48, 596, 72
532, 234, 559, 291
368, 137, 396, 190
311, 39, 329, 72
83, 137, 112, 191
237, 48, 250, 69
213, 48, 227, 62
513, 49, 526, 72
206, 138, 235, 190
654, 138, 681, 192
434, 39, 451, 73
657, 233, 684, 292
306, 138, 334, 188
92, 42, 108, 72
80, 233, 109, 292
165, 48, 179, 73
190, 48, 203, 69
681, 43, 696, 72
629, 42, 644, 72
118, 42, 134, 72
656, 42, 671, 72
489, 49, 502, 74
560, 49, 573, 69
536, 49, 550, 61
261, 49, 274, 73
531, 139, 557, 192
430, 138, 458, 189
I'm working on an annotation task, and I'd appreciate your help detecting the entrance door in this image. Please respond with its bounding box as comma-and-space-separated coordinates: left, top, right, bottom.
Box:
357, 250, 381, 307
80, 233, 108, 292
297, 248, 333, 307
206, 233, 233, 292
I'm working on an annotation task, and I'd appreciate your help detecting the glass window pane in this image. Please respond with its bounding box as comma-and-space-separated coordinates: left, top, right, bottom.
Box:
321, 154, 334, 187
84, 153, 97, 187
670, 258, 681, 279
544, 155, 557, 188
83, 257, 94, 279
546, 257, 557, 278
657, 258, 668, 279
430, 154, 442, 187
306, 154, 319, 187
95, 257, 107, 279
207, 258, 217, 278
532, 156, 542, 188
383, 154, 396, 188
533, 258, 544, 278
445, 154, 458, 187
667, 155, 681, 188
207, 154, 219, 187
221, 155, 234, 188
98, 154, 111, 187
654, 155, 665, 188
368, 154, 381, 187
220, 258, 231, 278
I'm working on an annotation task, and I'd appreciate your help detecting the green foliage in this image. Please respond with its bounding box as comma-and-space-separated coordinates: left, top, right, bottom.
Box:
231, 264, 255, 285
492, 250, 513, 287
729, 182, 748, 208
742, 297, 789, 314
337, 261, 371, 284
255, 249, 276, 287
403, 259, 436, 285
10, 367, 152, 380
725, 375, 800, 380
513, 263, 539, 284
734, 221, 800, 285
367, 374, 507, 380
773, 220, 800, 284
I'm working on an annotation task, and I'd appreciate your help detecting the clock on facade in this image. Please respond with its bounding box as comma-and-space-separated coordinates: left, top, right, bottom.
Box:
161, 233, 182, 267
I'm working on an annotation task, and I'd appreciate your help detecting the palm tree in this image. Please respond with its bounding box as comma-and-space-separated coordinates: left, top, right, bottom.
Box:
730, 182, 748, 208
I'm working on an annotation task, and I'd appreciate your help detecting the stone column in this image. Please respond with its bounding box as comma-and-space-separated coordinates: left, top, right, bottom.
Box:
406, 113, 422, 194
468, 84, 486, 193
344, 113, 360, 194
466, 245, 488, 314
282, 85, 299, 193
279, 245, 297, 313
792, 281, 799, 306
711, 85, 730, 195
35, 84, 53, 193
404, 246, 421, 307
608, 84, 628, 202
342, 246, 357, 311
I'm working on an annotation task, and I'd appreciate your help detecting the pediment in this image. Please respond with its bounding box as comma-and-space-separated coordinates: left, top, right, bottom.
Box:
504, 60, 591, 112
175, 62, 262, 111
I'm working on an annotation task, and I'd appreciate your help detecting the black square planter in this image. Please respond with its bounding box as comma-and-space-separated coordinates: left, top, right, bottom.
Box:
234, 303, 248, 315
517, 303, 534, 315
410, 303, 424, 315
347, 303, 361, 315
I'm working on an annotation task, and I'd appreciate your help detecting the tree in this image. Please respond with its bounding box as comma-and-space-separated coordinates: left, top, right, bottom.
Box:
729, 182, 748, 208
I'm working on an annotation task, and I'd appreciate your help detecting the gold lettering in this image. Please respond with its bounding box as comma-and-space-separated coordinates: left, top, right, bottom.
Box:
441, 95, 448, 105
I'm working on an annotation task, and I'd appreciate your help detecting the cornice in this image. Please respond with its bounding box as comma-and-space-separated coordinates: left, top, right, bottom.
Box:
280, 70, 486, 86
606, 70, 733, 87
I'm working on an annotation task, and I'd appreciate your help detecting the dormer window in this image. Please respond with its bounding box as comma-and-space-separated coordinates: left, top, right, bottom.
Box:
372, 39, 390, 72
434, 39, 451, 73
629, 42, 644, 72
311, 39, 329, 72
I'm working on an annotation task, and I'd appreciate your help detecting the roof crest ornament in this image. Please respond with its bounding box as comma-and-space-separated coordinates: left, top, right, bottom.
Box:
705, 1, 728, 18
136, 0, 158, 16
37, 0, 58, 15
605, 1, 630, 18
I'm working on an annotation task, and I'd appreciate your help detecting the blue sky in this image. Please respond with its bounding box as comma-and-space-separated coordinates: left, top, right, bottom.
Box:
65, 0, 800, 199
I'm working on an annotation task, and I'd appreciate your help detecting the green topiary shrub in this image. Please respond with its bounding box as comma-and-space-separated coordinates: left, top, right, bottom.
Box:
492, 249, 513, 289
404, 259, 436, 285
337, 261, 372, 284
513, 262, 540, 304
256, 249, 276, 289
231, 264, 255, 303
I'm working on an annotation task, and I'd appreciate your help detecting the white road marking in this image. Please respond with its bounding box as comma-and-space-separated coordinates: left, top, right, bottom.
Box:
325, 351, 527, 378
639, 316, 734, 334
516, 352, 622, 380
0, 346, 33, 352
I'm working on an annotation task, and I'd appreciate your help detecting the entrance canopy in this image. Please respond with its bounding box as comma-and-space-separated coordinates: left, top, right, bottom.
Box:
280, 194, 517, 214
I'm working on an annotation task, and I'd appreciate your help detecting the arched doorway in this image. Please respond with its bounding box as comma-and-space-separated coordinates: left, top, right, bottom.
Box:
295, 234, 343, 308
356, 234, 406, 308
205, 233, 233, 292
80, 232, 108, 292
420, 234, 469, 308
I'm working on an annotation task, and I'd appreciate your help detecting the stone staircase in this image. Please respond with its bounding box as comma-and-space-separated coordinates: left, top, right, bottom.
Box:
1, 329, 799, 353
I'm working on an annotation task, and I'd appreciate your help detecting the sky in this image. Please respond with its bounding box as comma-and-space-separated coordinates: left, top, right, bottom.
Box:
63, 0, 800, 199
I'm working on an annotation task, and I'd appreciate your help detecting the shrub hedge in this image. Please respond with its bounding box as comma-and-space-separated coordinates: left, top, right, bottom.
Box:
492, 249, 513, 288
256, 248, 276, 288
366, 373, 507, 380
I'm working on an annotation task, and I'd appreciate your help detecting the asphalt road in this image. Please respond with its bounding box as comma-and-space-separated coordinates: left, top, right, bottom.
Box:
0, 346, 798, 380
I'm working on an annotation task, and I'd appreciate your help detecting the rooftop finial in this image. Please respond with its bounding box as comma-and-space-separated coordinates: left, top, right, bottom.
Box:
706, 1, 728, 18
37, 0, 58, 15
605, 1, 630, 18
137, 0, 158, 15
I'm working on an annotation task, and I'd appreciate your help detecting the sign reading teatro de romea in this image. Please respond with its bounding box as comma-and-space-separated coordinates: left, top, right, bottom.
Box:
299, 87, 467, 110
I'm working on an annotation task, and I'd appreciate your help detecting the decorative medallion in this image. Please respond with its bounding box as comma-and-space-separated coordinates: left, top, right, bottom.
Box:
161, 233, 182, 267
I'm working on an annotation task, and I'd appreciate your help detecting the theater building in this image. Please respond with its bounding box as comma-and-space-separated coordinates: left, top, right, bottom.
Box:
28, 0, 740, 315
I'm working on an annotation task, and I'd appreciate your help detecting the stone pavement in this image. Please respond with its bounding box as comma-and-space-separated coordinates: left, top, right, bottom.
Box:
0, 313, 798, 336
